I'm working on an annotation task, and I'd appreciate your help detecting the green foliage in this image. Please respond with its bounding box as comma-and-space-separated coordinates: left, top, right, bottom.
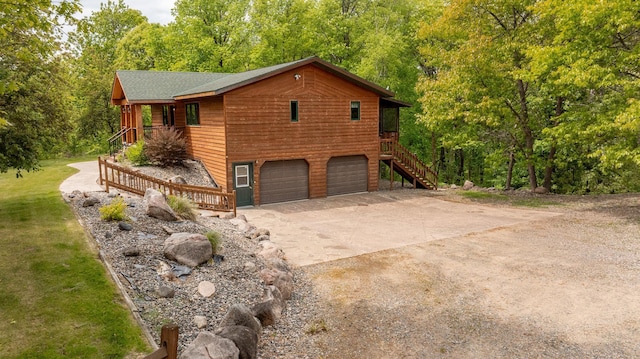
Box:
0, 158, 149, 357
417, 0, 640, 193
0, 0, 79, 176
144, 127, 188, 167
124, 140, 149, 166
70, 0, 146, 149
205, 231, 222, 254
99, 197, 128, 221
167, 195, 198, 221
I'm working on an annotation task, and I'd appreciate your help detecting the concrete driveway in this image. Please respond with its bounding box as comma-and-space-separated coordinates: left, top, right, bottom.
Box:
239, 190, 560, 267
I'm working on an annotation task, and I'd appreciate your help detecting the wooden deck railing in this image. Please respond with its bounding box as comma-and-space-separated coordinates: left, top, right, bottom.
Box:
108, 127, 136, 157
98, 157, 236, 216
144, 324, 178, 359
380, 139, 438, 189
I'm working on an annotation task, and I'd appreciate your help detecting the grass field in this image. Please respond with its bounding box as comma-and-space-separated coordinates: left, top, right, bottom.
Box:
0, 158, 149, 358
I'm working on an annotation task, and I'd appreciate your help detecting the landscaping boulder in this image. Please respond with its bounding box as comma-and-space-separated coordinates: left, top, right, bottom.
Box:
180, 331, 239, 359
164, 232, 212, 267
259, 268, 293, 300
198, 280, 216, 298
122, 246, 140, 257
169, 175, 187, 185
118, 221, 133, 231
250, 228, 270, 240
218, 304, 262, 337
257, 241, 285, 262
156, 285, 175, 298
216, 326, 258, 359
82, 197, 100, 207
194, 315, 208, 329
252, 286, 284, 327
145, 188, 178, 221
462, 180, 474, 190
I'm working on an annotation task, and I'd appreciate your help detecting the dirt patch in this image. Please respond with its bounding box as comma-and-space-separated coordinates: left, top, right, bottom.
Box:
296, 193, 640, 358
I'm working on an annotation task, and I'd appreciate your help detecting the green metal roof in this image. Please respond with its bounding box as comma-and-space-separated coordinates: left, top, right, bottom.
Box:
113, 56, 397, 103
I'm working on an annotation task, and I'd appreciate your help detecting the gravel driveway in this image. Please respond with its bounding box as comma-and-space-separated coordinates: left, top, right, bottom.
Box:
245, 190, 640, 358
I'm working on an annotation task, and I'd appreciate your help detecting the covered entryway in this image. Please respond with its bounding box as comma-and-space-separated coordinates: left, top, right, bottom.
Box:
327, 155, 368, 196
260, 159, 309, 204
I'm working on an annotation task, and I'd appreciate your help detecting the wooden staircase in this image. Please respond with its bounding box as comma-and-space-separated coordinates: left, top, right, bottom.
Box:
380, 139, 438, 190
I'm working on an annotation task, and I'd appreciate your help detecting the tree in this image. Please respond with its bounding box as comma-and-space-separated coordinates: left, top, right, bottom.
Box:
418, 0, 640, 192
248, 0, 316, 67
0, 0, 79, 175
166, 0, 251, 72
70, 0, 146, 148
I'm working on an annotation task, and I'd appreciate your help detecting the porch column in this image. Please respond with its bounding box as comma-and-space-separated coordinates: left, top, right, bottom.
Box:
134, 105, 144, 142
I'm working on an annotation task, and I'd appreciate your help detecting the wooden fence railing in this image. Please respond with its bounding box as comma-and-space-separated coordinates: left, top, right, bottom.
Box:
98, 157, 236, 216
380, 139, 438, 189
144, 324, 179, 359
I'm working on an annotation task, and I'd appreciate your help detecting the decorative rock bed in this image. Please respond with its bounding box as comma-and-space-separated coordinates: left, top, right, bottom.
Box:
65, 185, 309, 358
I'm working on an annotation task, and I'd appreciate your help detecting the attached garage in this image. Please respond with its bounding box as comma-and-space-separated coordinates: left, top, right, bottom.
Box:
327, 155, 368, 196
260, 159, 309, 204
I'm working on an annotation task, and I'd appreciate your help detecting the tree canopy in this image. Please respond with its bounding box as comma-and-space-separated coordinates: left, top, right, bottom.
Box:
4, 0, 639, 193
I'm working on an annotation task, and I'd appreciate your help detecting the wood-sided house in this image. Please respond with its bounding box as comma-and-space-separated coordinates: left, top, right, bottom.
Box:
110, 56, 436, 206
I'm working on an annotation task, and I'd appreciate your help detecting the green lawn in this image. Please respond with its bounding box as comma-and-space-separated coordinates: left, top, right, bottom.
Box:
0, 158, 149, 358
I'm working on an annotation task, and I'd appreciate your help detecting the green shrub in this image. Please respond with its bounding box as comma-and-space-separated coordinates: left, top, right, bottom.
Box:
144, 127, 187, 167
205, 231, 221, 254
99, 197, 127, 221
167, 195, 198, 221
125, 140, 149, 166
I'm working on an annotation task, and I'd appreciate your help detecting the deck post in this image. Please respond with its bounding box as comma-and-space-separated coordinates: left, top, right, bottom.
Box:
161, 324, 179, 359
390, 160, 394, 191
98, 157, 103, 186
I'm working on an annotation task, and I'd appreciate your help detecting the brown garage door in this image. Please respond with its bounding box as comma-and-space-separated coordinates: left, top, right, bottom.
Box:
327, 155, 368, 196
260, 160, 309, 204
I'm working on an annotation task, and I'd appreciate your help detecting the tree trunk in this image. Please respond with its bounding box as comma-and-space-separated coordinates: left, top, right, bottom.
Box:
516, 79, 538, 190
506, 152, 515, 190
543, 97, 563, 190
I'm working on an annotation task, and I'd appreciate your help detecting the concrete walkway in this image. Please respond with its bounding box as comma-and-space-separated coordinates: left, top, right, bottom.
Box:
59, 160, 104, 193
240, 190, 561, 267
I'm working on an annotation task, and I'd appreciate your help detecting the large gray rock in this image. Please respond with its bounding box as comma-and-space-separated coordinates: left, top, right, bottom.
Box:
180, 331, 239, 359
462, 180, 474, 190
216, 326, 258, 359
218, 304, 262, 337
164, 232, 212, 267
145, 188, 178, 221
259, 268, 293, 300
252, 286, 284, 327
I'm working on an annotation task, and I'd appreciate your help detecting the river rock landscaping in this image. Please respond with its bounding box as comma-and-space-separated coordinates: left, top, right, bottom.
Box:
64, 161, 322, 358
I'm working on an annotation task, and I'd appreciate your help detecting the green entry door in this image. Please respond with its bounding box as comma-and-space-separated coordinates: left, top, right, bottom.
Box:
233, 162, 254, 206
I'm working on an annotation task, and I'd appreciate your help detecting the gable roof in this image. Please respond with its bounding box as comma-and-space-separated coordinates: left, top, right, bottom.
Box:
111, 56, 397, 105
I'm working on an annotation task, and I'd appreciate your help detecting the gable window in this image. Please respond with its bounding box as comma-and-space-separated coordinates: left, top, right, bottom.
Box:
350, 101, 361, 121
290, 100, 299, 122
186, 103, 199, 126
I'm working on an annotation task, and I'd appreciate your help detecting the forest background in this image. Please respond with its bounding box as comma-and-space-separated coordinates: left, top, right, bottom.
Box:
1, 0, 638, 194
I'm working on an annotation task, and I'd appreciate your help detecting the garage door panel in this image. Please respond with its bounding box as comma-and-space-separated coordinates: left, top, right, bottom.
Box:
327, 155, 368, 196
261, 160, 309, 204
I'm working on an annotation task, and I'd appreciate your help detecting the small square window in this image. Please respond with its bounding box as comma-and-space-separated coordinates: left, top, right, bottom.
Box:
350, 101, 360, 121
186, 103, 200, 126
290, 100, 299, 122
